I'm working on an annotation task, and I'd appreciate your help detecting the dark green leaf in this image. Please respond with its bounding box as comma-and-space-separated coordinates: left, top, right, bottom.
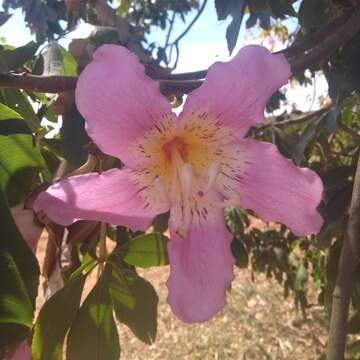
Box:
226, 14, 243, 55
0, 103, 32, 136
32, 272, 87, 360
0, 88, 40, 130
298, 0, 329, 33
0, 12, 12, 27
293, 117, 321, 165
152, 212, 169, 233
0, 132, 43, 191
122, 233, 169, 268
67, 266, 120, 360
269, 0, 296, 18
0, 191, 39, 347
319, 106, 339, 133
61, 105, 90, 167
0, 252, 33, 327
88, 26, 120, 49
231, 238, 248, 268
110, 268, 158, 344
0, 41, 39, 71
59, 46, 77, 76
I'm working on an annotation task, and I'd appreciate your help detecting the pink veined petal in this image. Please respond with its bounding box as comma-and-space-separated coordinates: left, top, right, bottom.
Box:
33, 169, 169, 230
10, 340, 31, 360
167, 209, 235, 323
227, 139, 323, 236
11, 206, 43, 253
75, 44, 174, 167
180, 45, 291, 137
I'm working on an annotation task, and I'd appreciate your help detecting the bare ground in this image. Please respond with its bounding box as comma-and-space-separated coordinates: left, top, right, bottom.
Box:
36, 234, 328, 360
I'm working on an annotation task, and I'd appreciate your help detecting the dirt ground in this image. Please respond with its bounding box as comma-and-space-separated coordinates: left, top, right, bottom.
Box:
120, 267, 328, 360
36, 234, 329, 360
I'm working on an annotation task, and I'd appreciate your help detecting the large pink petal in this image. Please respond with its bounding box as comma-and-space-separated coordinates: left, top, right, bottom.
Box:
75, 44, 174, 167
11, 206, 43, 253
228, 139, 323, 236
33, 169, 169, 230
167, 209, 234, 323
10, 340, 31, 360
180, 45, 291, 137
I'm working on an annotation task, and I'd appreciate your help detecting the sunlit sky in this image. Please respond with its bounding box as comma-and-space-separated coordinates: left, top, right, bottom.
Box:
0, 1, 328, 111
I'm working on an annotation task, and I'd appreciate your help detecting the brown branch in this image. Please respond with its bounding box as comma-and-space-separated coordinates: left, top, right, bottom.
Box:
0, 73, 202, 96
327, 154, 360, 360
259, 107, 329, 130
291, 8, 360, 73
0, 7, 360, 94
0, 73, 77, 93
282, 10, 352, 59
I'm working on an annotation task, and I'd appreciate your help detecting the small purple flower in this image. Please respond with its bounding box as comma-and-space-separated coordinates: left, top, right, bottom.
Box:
34, 44, 323, 323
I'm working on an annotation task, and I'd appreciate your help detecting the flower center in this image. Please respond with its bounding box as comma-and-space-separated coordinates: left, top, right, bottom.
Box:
130, 111, 239, 238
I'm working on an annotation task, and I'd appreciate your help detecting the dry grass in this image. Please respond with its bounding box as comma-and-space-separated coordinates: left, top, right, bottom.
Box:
36, 234, 329, 360
119, 267, 328, 360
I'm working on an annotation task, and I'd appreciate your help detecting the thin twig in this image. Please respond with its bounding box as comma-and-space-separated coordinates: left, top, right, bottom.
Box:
258, 107, 329, 130
171, 0, 208, 46
164, 12, 176, 49
167, 0, 207, 69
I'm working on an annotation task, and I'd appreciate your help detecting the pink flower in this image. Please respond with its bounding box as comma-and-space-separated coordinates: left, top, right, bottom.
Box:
34, 44, 323, 323
9, 340, 32, 360
11, 205, 43, 253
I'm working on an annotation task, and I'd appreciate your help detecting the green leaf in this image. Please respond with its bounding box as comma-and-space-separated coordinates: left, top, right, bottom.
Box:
298, 0, 329, 33
67, 266, 120, 360
61, 105, 90, 167
32, 272, 87, 360
0, 132, 43, 191
0, 252, 33, 327
231, 238, 248, 268
0, 12, 12, 27
295, 263, 307, 291
0, 88, 40, 130
121, 233, 169, 268
0, 103, 22, 121
110, 268, 158, 344
226, 12, 244, 55
0, 191, 39, 347
59, 46, 77, 76
0, 41, 39, 71
0, 103, 32, 136
215, 0, 246, 54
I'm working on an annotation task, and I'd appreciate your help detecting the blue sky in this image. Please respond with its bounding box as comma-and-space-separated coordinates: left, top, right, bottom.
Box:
0, 1, 327, 111
0, 1, 244, 71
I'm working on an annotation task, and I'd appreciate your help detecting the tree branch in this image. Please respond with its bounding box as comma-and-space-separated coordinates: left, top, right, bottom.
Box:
258, 107, 329, 130
0, 73, 202, 96
0, 7, 360, 94
291, 8, 360, 73
326, 154, 360, 360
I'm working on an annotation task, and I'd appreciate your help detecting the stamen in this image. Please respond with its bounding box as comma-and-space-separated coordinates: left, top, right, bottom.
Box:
203, 162, 221, 193
154, 176, 170, 203
180, 163, 193, 234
